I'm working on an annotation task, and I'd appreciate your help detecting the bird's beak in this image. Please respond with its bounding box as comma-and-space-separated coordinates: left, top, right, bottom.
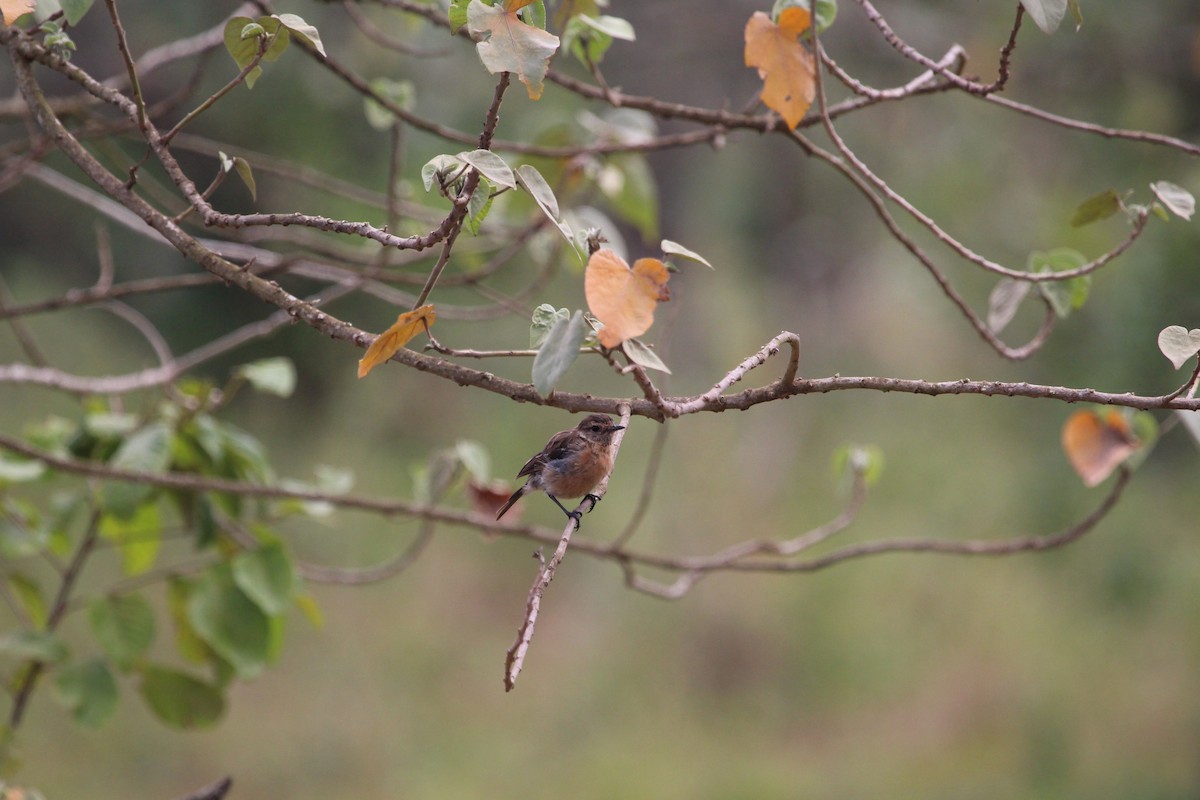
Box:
612, 424, 626, 431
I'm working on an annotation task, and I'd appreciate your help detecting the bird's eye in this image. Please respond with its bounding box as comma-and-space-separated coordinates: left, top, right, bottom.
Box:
591, 425, 601, 432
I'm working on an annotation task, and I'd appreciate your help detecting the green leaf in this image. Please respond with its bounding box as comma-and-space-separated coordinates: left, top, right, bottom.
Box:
168, 578, 212, 665
467, 0, 560, 101
0, 630, 68, 663
457, 149, 516, 189
0, 498, 49, 559
448, 0, 471, 33
295, 593, 325, 629
623, 338, 671, 374
99, 503, 162, 576
84, 411, 138, 439
53, 658, 118, 728
986, 278, 1033, 334
1150, 181, 1195, 221
600, 154, 658, 241
275, 12, 326, 57
232, 544, 295, 617
1127, 411, 1159, 469
660, 239, 713, 269
1019, 0, 1067, 34
421, 154, 466, 193
576, 14, 635, 41
1030, 248, 1090, 318
218, 422, 273, 485
562, 14, 634, 65
773, 0, 837, 33
1067, 0, 1083, 28
222, 16, 291, 90
579, 108, 658, 147
450, 440, 488, 484
465, 185, 496, 236
101, 421, 171, 519
187, 564, 272, 679
515, 165, 578, 255
519, 0, 547, 30
532, 310, 587, 397
7, 574, 47, 629
88, 594, 155, 671
530, 304, 571, 348
138, 665, 225, 730
1069, 189, 1121, 227
217, 150, 256, 200
59, 0, 93, 25
1156, 325, 1200, 370
235, 357, 296, 398
364, 78, 415, 130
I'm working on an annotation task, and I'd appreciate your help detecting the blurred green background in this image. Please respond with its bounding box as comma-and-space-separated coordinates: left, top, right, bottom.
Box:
3, 1, 1200, 797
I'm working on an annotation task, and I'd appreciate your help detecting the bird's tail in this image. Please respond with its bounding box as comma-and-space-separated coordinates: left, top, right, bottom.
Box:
495, 485, 526, 520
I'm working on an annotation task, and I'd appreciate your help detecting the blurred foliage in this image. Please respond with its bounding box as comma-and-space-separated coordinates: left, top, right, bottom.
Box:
1, 1, 1200, 799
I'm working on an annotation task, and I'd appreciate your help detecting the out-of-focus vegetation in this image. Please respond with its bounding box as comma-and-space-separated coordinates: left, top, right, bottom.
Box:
2, 1, 1200, 798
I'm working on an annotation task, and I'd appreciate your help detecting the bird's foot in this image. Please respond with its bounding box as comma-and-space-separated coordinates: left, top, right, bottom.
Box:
584, 493, 602, 512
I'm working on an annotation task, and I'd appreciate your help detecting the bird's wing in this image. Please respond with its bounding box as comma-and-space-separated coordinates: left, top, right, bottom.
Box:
516, 428, 574, 478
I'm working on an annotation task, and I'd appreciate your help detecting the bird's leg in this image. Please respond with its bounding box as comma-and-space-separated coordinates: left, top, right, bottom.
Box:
548, 494, 582, 523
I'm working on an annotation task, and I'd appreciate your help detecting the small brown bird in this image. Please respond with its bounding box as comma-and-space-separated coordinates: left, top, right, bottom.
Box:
496, 414, 625, 523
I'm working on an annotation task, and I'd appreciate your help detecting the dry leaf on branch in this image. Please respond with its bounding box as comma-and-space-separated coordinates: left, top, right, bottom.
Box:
1061, 409, 1139, 487
744, 9, 815, 129
357, 305, 437, 378
584, 248, 670, 349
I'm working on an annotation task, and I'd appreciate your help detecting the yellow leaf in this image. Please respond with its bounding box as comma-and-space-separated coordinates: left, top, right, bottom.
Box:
1061, 409, 1139, 487
584, 248, 670, 349
744, 10, 816, 129
357, 305, 436, 379
0, 0, 34, 24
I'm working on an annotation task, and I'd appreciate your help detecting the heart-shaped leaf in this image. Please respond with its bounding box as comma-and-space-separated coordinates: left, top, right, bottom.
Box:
1157, 325, 1200, 369
584, 248, 670, 349
530, 304, 570, 348
467, 0, 560, 100
1150, 181, 1195, 221
457, 149, 516, 189
1020, 0, 1067, 34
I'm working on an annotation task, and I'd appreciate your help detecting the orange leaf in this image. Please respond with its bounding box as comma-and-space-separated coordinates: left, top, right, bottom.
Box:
468, 479, 517, 519
776, 6, 812, 37
0, 0, 34, 24
504, 0, 536, 11
1061, 409, 1139, 487
584, 248, 670, 349
744, 10, 816, 129
357, 304, 436, 378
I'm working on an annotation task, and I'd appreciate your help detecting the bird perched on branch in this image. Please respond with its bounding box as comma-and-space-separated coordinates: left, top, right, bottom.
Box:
496, 414, 625, 523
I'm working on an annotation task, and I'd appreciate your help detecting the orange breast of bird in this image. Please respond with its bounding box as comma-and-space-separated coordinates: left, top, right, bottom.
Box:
543, 443, 613, 499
